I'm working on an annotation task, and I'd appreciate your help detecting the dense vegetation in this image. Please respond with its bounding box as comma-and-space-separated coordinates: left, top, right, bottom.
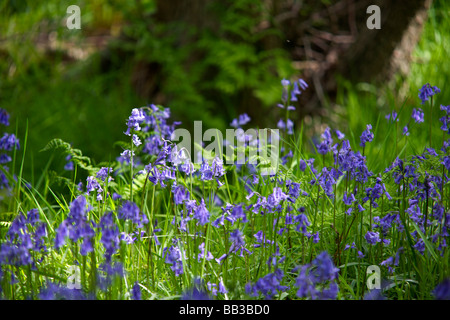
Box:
0, 0, 449, 300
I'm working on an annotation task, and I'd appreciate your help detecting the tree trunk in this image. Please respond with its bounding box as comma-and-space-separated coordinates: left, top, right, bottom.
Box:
338, 0, 432, 84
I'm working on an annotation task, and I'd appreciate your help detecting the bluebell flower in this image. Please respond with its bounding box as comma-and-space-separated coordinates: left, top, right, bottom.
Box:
96, 167, 113, 182
132, 134, 142, 147
211, 156, 225, 178
0, 108, 10, 126
281, 79, 290, 102
360, 124, 374, 148
218, 279, 228, 294
181, 278, 211, 300
295, 251, 339, 300
364, 289, 386, 300
365, 231, 381, 245
64, 155, 74, 171
298, 79, 308, 90
294, 213, 310, 234
335, 130, 345, 140
171, 182, 190, 205
198, 242, 214, 262
385, 111, 399, 123
125, 108, 146, 136
290, 81, 301, 102
164, 244, 184, 276
39, 283, 91, 300
412, 108, 424, 123
317, 127, 333, 155
312, 232, 320, 243
403, 125, 410, 136
266, 187, 288, 209
199, 159, 213, 181
54, 221, 68, 249
247, 268, 287, 299
0, 133, 20, 151
86, 176, 101, 195
343, 192, 356, 206
120, 149, 134, 163
132, 282, 142, 300
80, 237, 94, 255
413, 238, 425, 254
418, 83, 440, 105
118, 200, 148, 228
228, 229, 251, 257
238, 113, 251, 126
433, 278, 450, 300
253, 230, 273, 247
229, 203, 248, 224
193, 199, 210, 226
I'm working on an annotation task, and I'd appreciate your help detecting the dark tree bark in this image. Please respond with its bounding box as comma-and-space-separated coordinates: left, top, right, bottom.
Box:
337, 0, 432, 84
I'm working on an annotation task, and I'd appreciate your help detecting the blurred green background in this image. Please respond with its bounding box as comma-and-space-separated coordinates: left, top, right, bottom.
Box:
1, 0, 449, 185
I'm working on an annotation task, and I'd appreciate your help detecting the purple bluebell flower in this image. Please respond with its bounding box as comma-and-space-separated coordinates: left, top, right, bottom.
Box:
132, 134, 142, 147
412, 108, 424, 123
218, 279, 228, 294
39, 283, 91, 300
96, 167, 113, 182
0, 153, 12, 164
267, 187, 288, 209
164, 245, 184, 276
413, 238, 425, 254
119, 149, 134, 164
403, 125, 410, 136
198, 242, 214, 262
0, 108, 10, 126
360, 124, 374, 148
238, 113, 251, 126
118, 200, 148, 228
246, 268, 287, 299
199, 159, 213, 181
0, 133, 19, 151
193, 199, 210, 226
317, 127, 333, 155
419, 83, 440, 105
365, 231, 381, 245
335, 130, 345, 140
229, 203, 247, 224
125, 108, 146, 136
181, 278, 211, 300
64, 155, 74, 171
364, 289, 386, 300
253, 230, 273, 247
86, 176, 101, 195
132, 282, 142, 300
385, 111, 399, 123
171, 182, 190, 205
433, 279, 450, 300
298, 79, 308, 90
281, 79, 290, 102
294, 213, 310, 234
312, 232, 320, 243
80, 237, 94, 255
295, 251, 339, 300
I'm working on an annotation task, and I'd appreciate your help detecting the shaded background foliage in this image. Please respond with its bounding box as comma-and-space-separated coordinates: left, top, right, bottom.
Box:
0, 0, 448, 185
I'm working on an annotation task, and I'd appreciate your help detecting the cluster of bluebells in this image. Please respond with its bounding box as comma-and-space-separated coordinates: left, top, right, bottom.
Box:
294, 251, 339, 300
0, 209, 47, 267
2, 81, 450, 301
0, 108, 19, 191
